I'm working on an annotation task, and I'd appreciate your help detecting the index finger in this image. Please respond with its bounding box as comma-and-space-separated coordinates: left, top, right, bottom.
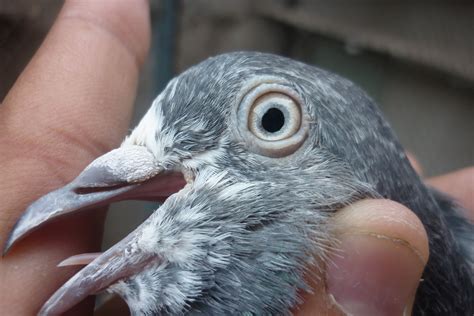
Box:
1, 0, 150, 191
0, 0, 150, 314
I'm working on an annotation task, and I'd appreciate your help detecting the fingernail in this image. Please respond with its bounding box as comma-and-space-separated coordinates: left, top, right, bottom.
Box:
327, 233, 426, 316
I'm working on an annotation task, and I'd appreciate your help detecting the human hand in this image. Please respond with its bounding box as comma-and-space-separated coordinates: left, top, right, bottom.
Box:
1, 1, 471, 315
0, 0, 150, 314
294, 165, 473, 315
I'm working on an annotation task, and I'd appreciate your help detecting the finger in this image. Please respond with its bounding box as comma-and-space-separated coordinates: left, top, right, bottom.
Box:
0, 0, 150, 315
0, 0, 150, 218
406, 151, 423, 176
427, 167, 474, 218
295, 199, 429, 316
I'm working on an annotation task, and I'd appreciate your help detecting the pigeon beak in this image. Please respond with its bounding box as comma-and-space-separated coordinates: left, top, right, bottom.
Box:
3, 145, 186, 255
3, 145, 186, 315
39, 229, 157, 316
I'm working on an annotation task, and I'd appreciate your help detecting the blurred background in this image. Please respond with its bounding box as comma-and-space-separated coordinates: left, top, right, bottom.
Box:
1, 0, 473, 297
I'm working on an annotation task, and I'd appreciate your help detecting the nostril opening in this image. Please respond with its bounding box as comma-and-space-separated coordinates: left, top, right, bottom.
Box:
262, 107, 285, 133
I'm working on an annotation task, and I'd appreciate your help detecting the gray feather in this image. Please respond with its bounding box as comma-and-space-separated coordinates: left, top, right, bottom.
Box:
116, 52, 473, 315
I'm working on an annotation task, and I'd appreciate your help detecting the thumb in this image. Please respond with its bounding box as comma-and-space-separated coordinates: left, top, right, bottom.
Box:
295, 199, 429, 316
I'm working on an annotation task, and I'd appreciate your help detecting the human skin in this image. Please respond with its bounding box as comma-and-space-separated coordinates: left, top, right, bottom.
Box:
0, 1, 471, 315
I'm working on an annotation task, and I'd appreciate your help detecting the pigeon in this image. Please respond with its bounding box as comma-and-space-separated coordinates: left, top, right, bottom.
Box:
4, 52, 473, 315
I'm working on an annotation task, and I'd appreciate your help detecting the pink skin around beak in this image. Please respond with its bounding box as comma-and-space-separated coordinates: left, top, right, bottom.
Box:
3, 146, 186, 315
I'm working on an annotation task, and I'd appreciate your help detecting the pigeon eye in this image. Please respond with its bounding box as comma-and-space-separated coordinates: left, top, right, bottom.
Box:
236, 82, 308, 158
248, 92, 301, 141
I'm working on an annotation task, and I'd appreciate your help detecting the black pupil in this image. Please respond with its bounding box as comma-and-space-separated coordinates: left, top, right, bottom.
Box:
261, 107, 285, 133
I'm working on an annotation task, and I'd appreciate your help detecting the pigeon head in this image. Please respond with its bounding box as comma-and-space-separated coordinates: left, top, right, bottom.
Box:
5, 52, 395, 315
